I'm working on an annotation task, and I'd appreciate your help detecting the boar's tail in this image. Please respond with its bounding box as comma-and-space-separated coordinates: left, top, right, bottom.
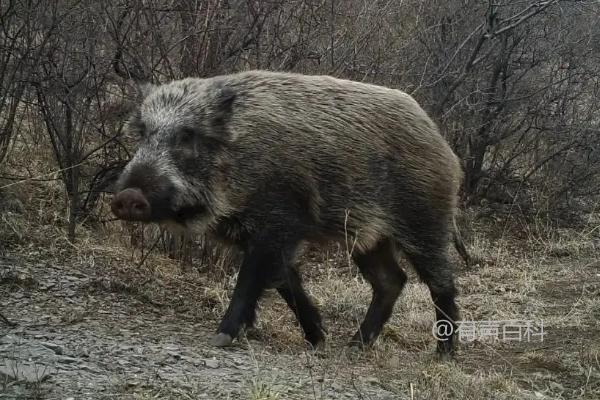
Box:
452, 216, 471, 267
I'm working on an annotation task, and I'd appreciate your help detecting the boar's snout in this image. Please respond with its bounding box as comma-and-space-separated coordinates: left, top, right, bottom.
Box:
111, 188, 151, 221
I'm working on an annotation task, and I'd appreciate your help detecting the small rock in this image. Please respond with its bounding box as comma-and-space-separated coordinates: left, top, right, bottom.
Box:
549, 381, 565, 392
58, 356, 78, 364
365, 376, 380, 385
32, 333, 48, 339
40, 341, 63, 355
204, 358, 219, 369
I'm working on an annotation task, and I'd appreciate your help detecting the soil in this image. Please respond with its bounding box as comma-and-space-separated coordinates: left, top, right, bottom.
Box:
0, 254, 404, 399
1, 237, 599, 399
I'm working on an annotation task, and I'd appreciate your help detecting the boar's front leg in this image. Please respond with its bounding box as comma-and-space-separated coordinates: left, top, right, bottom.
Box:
211, 239, 325, 348
211, 246, 270, 347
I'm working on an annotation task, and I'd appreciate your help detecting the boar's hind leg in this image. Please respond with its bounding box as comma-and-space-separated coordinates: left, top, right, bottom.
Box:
276, 266, 325, 348
405, 250, 458, 356
349, 239, 407, 347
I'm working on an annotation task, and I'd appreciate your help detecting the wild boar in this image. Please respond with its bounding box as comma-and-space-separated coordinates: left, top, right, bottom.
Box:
111, 70, 465, 356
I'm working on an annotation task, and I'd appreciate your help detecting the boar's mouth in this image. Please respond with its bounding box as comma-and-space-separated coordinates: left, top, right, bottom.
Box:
142, 201, 206, 224
172, 204, 206, 224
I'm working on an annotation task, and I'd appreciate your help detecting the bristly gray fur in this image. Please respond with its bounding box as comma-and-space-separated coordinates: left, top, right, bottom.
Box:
119, 70, 463, 254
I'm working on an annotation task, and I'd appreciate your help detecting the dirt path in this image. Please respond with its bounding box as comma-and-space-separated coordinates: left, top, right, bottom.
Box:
1, 235, 599, 399
0, 255, 402, 399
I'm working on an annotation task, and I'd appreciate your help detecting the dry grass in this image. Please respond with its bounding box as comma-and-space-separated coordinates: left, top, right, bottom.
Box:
246, 216, 596, 399
1, 170, 599, 399
248, 378, 282, 400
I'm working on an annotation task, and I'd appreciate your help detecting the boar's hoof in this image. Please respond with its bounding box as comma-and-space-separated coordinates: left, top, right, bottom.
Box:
211, 333, 233, 347
306, 339, 327, 355
436, 346, 456, 362
347, 338, 367, 351
436, 353, 454, 363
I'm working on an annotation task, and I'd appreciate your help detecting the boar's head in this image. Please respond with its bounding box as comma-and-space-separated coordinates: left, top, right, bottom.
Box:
111, 79, 236, 228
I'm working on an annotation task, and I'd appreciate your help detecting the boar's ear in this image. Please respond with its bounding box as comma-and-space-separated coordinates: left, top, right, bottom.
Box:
208, 86, 237, 141
135, 82, 157, 102
216, 86, 236, 114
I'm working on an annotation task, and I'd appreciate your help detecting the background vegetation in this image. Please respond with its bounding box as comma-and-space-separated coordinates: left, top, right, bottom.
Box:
1, 0, 599, 245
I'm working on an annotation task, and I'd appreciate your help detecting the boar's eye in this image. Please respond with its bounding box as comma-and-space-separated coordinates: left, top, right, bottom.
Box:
136, 122, 147, 139
177, 127, 196, 146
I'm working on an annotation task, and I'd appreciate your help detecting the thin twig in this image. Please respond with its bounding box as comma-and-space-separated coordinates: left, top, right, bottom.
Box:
0, 162, 86, 190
